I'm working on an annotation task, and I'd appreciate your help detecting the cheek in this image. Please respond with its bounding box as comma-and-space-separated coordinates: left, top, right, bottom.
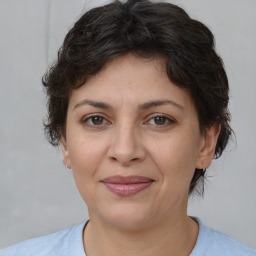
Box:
149, 130, 200, 184
68, 145, 102, 208
69, 139, 104, 173
67, 134, 108, 195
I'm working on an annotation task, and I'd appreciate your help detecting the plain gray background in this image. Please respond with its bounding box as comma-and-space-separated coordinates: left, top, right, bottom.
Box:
0, 0, 256, 249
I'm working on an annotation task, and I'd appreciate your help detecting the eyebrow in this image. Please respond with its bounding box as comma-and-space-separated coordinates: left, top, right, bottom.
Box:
73, 99, 112, 110
138, 100, 184, 111
73, 99, 184, 111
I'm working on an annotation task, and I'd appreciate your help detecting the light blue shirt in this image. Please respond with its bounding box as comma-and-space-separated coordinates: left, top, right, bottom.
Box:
1, 219, 255, 256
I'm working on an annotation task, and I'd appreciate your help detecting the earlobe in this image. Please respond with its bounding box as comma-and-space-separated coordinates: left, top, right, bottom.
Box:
196, 124, 221, 169
61, 137, 71, 168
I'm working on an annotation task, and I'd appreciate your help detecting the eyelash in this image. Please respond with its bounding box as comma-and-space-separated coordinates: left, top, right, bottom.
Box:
81, 114, 109, 127
81, 114, 176, 128
145, 115, 175, 127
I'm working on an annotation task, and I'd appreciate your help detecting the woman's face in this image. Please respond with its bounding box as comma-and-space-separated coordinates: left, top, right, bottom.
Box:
62, 54, 219, 230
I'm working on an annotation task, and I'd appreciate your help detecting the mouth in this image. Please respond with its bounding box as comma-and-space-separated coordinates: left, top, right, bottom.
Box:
101, 175, 154, 197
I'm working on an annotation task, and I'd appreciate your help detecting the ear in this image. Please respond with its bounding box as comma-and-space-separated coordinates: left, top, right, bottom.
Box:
196, 124, 221, 169
61, 137, 71, 169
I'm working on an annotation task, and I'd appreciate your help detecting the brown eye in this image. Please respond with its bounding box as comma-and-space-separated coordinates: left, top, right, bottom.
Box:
82, 115, 107, 127
153, 116, 167, 125
147, 115, 175, 127
91, 116, 104, 125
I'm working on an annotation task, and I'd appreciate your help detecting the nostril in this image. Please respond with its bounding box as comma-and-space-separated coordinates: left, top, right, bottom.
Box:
110, 156, 118, 161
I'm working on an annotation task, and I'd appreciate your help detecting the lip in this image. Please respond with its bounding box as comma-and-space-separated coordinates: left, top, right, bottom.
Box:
101, 175, 154, 196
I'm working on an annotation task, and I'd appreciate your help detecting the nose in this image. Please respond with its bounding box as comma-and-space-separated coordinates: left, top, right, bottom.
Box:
107, 122, 146, 166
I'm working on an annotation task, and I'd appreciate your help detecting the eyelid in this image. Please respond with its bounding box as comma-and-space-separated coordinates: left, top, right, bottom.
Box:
145, 113, 176, 121
144, 113, 176, 125
82, 113, 103, 120
80, 112, 176, 127
81, 113, 111, 126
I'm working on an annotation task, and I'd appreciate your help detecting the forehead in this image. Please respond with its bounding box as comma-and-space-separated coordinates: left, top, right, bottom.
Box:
68, 54, 194, 111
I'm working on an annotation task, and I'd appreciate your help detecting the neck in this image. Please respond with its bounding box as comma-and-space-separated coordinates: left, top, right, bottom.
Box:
83, 214, 199, 256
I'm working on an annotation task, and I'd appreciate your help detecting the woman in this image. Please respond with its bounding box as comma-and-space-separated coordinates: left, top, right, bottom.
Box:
1, 0, 255, 255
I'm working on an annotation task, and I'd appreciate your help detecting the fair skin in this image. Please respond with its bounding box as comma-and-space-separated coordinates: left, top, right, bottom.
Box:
61, 54, 220, 256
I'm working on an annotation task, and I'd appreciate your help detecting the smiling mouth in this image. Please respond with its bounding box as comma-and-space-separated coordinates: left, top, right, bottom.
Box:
101, 175, 154, 196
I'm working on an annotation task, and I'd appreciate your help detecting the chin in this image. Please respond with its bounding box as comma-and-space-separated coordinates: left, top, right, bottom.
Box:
98, 204, 158, 231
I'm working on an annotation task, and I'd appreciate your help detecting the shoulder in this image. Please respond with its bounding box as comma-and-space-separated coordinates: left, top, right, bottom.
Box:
0, 222, 87, 256
205, 228, 256, 256
191, 218, 256, 256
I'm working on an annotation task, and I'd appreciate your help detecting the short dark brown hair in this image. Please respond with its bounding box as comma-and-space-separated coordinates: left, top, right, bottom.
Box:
42, 0, 232, 195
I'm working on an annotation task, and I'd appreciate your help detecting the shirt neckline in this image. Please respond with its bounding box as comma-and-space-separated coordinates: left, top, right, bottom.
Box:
70, 218, 206, 256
